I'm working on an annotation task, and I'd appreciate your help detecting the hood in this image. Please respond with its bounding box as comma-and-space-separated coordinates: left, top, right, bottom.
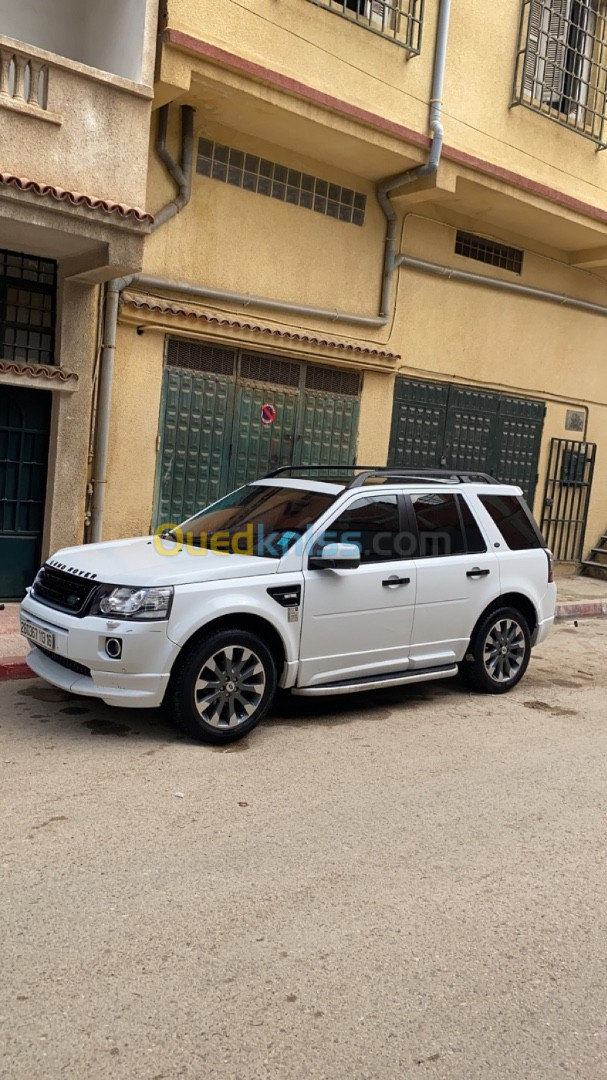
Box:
45, 536, 280, 587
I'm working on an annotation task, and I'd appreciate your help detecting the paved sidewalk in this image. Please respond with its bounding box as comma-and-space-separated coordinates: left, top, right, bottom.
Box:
2, 569, 606, 681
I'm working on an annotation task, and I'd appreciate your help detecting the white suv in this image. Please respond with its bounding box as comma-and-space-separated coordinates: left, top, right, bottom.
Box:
20, 468, 556, 744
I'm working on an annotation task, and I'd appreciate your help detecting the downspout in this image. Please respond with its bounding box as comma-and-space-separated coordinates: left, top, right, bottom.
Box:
88, 6, 452, 541
89, 104, 195, 544
377, 0, 452, 318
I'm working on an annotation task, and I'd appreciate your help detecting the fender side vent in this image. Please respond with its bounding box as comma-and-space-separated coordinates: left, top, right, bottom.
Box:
267, 585, 301, 608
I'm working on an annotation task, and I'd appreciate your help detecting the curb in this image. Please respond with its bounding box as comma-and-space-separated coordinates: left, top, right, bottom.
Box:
555, 599, 607, 622
0, 656, 32, 681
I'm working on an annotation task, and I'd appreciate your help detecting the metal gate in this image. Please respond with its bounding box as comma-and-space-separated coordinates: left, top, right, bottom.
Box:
0, 386, 51, 599
540, 438, 597, 561
388, 377, 545, 504
154, 339, 360, 526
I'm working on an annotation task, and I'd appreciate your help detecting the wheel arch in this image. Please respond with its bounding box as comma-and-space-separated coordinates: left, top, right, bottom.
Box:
470, 593, 538, 645
177, 613, 287, 678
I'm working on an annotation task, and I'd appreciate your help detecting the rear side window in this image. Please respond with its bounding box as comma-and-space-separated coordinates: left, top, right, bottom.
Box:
412, 493, 466, 557
412, 493, 488, 557
479, 495, 543, 550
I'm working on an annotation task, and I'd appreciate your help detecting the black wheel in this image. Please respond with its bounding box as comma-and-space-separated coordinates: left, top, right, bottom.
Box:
167, 629, 277, 743
459, 606, 531, 694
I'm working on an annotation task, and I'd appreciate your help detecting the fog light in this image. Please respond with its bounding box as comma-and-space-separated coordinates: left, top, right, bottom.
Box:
105, 637, 122, 660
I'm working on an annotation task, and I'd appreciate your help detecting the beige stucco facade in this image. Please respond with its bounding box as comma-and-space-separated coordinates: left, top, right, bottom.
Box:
5, 0, 607, 594
0, 0, 159, 597
98, 0, 607, 567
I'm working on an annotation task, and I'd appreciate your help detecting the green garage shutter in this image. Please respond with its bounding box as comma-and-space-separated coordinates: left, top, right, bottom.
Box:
154, 340, 361, 527
389, 377, 545, 504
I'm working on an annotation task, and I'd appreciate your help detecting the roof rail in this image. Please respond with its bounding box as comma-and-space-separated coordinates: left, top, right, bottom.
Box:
263, 465, 500, 487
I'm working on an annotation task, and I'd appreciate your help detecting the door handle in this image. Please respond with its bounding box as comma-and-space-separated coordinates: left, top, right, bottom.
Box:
467, 568, 491, 579
382, 576, 411, 588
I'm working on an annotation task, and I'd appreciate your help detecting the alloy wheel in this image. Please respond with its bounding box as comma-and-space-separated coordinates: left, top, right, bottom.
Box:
482, 617, 527, 684
194, 645, 266, 729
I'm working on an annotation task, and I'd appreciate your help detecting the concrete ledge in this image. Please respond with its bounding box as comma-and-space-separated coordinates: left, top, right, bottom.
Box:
555, 600, 607, 622
0, 656, 33, 681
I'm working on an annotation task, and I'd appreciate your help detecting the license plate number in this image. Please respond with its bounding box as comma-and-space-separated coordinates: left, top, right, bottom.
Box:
20, 620, 55, 651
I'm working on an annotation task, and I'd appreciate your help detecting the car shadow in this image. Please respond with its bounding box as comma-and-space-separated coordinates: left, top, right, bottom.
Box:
14, 673, 471, 745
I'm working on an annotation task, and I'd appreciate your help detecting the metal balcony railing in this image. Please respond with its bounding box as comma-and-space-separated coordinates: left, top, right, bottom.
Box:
309, 0, 424, 54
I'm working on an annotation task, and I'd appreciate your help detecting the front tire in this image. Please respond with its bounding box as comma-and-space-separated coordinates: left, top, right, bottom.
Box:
459, 606, 531, 694
167, 629, 277, 743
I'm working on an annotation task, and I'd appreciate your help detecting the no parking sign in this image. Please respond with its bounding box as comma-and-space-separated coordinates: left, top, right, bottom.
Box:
260, 403, 277, 426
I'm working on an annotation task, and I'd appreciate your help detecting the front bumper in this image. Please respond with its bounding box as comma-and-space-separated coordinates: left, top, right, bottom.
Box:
20, 595, 179, 709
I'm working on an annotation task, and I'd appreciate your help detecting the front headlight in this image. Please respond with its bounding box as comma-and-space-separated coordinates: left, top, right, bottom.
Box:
90, 585, 174, 621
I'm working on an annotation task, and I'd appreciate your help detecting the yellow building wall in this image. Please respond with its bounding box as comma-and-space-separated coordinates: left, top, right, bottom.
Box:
105, 325, 165, 540
165, 0, 607, 206
103, 0, 607, 559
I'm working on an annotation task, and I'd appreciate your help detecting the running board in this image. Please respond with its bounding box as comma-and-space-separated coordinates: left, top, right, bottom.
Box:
292, 664, 458, 697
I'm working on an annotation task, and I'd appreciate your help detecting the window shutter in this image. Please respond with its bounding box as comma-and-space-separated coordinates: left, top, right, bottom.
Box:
523, 0, 571, 103
544, 0, 570, 102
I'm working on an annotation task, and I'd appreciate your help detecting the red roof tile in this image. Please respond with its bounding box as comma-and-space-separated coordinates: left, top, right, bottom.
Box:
0, 359, 78, 385
0, 173, 153, 223
122, 294, 400, 360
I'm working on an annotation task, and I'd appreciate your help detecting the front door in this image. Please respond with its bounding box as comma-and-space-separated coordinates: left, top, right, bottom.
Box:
0, 386, 51, 599
299, 493, 417, 686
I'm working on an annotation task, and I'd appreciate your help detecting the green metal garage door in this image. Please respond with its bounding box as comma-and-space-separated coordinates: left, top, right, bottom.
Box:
154, 339, 360, 527
0, 386, 51, 599
388, 377, 545, 504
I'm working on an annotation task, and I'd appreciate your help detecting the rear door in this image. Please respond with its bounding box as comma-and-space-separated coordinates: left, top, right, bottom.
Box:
409, 491, 498, 666
299, 492, 417, 686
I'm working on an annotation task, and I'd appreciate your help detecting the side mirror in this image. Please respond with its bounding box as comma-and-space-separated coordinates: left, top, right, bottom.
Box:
308, 542, 361, 571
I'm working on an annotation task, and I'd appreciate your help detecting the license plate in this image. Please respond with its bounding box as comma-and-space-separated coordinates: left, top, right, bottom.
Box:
20, 620, 55, 651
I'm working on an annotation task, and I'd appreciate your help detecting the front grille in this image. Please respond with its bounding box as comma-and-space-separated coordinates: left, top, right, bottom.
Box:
32, 565, 99, 616
36, 646, 91, 678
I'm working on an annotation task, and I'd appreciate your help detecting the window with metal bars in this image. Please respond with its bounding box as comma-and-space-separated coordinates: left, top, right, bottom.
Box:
0, 248, 57, 365
512, 0, 607, 147
308, 0, 424, 53
455, 231, 524, 274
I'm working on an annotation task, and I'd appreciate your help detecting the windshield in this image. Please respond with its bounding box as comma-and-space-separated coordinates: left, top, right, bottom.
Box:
173, 484, 337, 558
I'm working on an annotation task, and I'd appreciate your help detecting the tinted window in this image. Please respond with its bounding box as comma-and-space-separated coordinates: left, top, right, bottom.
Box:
479, 495, 543, 550
323, 495, 402, 563
177, 485, 336, 557
412, 493, 466, 557
459, 496, 487, 554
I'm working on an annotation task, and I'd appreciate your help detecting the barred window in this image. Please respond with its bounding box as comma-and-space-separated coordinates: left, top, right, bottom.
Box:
309, 0, 424, 54
0, 249, 57, 366
512, 0, 607, 147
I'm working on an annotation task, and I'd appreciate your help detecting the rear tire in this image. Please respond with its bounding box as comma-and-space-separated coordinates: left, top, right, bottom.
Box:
167, 629, 277, 743
459, 606, 531, 694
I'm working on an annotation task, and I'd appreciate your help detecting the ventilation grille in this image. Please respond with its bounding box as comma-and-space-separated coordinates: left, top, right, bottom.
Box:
305, 365, 361, 396
240, 353, 300, 387
455, 231, 524, 274
166, 338, 236, 376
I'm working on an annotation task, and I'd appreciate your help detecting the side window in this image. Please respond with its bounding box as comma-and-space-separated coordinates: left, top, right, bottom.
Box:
479, 495, 544, 550
459, 496, 487, 554
412, 493, 466, 557
321, 495, 402, 563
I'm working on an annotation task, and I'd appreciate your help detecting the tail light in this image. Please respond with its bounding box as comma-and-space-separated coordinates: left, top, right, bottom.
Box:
546, 549, 554, 583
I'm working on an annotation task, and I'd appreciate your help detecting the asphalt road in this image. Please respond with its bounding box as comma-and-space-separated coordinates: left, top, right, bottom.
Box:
2, 620, 607, 1080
